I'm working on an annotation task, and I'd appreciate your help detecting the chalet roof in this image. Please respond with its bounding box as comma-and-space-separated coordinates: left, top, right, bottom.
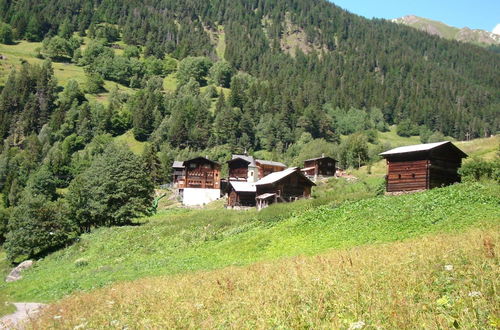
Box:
229, 154, 256, 166
184, 156, 220, 165
304, 156, 336, 162
229, 181, 256, 193
256, 167, 315, 186
301, 166, 316, 172
379, 141, 467, 158
256, 159, 287, 167
172, 161, 184, 168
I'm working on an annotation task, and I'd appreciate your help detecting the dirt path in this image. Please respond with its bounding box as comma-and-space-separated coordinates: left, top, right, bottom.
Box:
0, 303, 46, 329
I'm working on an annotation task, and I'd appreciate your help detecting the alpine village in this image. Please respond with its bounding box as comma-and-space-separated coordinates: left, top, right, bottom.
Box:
0, 0, 498, 328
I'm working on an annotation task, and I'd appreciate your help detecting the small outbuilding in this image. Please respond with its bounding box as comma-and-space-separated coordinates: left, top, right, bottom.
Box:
302, 155, 336, 178
226, 181, 256, 208
379, 141, 467, 193
227, 155, 286, 183
255, 167, 316, 209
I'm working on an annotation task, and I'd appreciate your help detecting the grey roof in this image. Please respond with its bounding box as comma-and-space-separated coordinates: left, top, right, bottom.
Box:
229, 181, 256, 193
379, 141, 467, 158
230, 154, 256, 166
256, 159, 287, 167
256, 193, 276, 199
172, 161, 184, 168
255, 167, 315, 186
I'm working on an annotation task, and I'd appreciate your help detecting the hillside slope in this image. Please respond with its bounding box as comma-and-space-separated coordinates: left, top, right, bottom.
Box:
393, 15, 500, 47
30, 228, 499, 329
2, 182, 498, 302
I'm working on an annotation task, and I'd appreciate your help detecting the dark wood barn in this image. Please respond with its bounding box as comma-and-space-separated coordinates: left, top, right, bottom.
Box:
302, 155, 336, 177
227, 155, 256, 182
380, 141, 467, 193
226, 181, 256, 207
255, 168, 315, 209
175, 157, 221, 189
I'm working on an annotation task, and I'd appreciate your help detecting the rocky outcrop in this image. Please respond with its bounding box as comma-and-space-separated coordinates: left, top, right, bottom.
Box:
5, 260, 33, 282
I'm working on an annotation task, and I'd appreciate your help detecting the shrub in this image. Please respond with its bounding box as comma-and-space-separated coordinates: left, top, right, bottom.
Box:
459, 158, 500, 183
4, 196, 77, 262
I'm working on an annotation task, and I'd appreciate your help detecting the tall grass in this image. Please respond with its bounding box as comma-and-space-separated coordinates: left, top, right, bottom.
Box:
2, 182, 498, 303
30, 228, 499, 329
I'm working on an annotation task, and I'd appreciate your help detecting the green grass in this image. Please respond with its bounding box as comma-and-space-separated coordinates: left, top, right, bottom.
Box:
163, 73, 177, 91
113, 130, 147, 154
1, 181, 498, 303
0, 40, 133, 99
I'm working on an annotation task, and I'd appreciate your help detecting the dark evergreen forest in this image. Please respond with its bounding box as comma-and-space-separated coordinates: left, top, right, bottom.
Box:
0, 0, 499, 261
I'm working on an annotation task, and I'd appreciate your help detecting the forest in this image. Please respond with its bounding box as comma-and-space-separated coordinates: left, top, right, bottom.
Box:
0, 0, 499, 262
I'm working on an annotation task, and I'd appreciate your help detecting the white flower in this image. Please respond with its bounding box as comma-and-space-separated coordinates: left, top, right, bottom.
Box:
110, 320, 119, 326
194, 303, 204, 310
349, 321, 366, 329
444, 265, 453, 271
468, 291, 482, 297
54, 315, 62, 320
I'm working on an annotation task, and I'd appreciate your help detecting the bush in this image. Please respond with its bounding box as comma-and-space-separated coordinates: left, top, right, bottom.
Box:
4, 196, 77, 262
66, 143, 154, 232
396, 119, 419, 137
458, 158, 500, 183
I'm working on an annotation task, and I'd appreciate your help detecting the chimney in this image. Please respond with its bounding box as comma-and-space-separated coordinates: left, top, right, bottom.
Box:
244, 148, 248, 156
322, 153, 325, 158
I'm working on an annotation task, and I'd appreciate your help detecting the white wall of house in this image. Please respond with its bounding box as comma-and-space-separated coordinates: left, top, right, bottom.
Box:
182, 188, 221, 206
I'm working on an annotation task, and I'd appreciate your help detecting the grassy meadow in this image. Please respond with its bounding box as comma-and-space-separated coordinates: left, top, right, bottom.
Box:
30, 227, 499, 329
1, 181, 498, 307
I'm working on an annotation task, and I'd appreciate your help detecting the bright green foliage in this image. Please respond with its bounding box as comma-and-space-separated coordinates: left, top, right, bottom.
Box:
0, 23, 13, 44
396, 119, 420, 137
123, 45, 140, 59
177, 56, 213, 85
66, 143, 154, 232
85, 72, 105, 94
338, 133, 369, 168
459, 158, 500, 182
41, 36, 80, 61
4, 195, 76, 262
209, 60, 233, 87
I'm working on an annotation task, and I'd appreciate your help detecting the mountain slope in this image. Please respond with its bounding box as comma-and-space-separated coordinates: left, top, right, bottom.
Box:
1, 0, 499, 142
392, 15, 500, 46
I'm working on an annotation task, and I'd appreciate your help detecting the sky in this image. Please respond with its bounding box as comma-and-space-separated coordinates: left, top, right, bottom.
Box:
331, 0, 500, 33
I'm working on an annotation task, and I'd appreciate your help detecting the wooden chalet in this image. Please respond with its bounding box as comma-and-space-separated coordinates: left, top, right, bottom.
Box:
256, 159, 287, 178
173, 156, 221, 190
255, 167, 315, 209
227, 155, 286, 183
302, 154, 336, 177
226, 181, 256, 207
380, 141, 467, 193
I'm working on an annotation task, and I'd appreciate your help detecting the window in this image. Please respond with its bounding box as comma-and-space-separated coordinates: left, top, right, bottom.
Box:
398, 174, 401, 179
412, 173, 416, 178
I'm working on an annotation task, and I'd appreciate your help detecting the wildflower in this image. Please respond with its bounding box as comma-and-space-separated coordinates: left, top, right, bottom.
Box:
444, 265, 453, 271
194, 303, 204, 310
348, 321, 365, 329
107, 300, 115, 305
110, 320, 119, 326
53, 315, 62, 320
468, 291, 482, 298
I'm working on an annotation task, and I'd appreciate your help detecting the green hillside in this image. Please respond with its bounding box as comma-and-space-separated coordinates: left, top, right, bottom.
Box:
1, 181, 498, 303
